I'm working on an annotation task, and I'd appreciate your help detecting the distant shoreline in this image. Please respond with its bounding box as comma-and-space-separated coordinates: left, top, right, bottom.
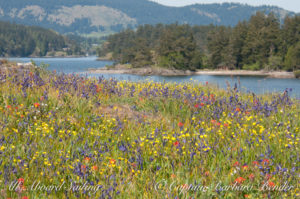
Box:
29, 55, 86, 58
0, 55, 90, 59
86, 65, 296, 79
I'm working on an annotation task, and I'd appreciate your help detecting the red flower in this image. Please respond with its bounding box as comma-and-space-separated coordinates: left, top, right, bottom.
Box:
235, 177, 245, 184
262, 159, 270, 165
268, 181, 275, 187
252, 161, 259, 166
200, 103, 205, 106
18, 178, 24, 184
194, 104, 199, 108
265, 173, 271, 180
211, 120, 216, 124
22, 197, 28, 199
248, 173, 255, 180
205, 81, 208, 85
34, 103, 40, 108
81, 165, 86, 171
109, 159, 116, 165
224, 123, 229, 127
178, 122, 184, 127
95, 85, 102, 93
131, 163, 137, 168
233, 161, 240, 167
173, 141, 180, 147
236, 107, 241, 112
84, 157, 90, 162
216, 122, 221, 126
92, 165, 98, 171
242, 165, 249, 170
7, 105, 11, 109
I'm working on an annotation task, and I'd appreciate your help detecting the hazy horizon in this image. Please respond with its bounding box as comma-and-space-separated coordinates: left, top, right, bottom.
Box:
151, 0, 300, 13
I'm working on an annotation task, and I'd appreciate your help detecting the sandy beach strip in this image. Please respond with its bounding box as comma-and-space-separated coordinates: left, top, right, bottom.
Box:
85, 67, 296, 78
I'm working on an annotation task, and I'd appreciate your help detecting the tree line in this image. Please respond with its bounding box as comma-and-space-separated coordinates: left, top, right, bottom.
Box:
0, 21, 83, 57
98, 12, 300, 71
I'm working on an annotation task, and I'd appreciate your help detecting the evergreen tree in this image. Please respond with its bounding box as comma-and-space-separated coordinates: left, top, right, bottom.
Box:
207, 26, 231, 69
97, 14, 300, 72
284, 42, 300, 71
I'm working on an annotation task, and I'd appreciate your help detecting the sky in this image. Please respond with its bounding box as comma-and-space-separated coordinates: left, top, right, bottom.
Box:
150, 0, 300, 13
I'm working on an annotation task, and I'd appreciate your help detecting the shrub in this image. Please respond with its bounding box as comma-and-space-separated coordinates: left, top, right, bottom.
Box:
294, 70, 300, 78
242, 62, 261, 70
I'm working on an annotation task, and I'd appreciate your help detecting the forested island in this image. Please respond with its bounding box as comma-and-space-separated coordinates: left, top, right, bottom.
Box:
98, 12, 300, 75
0, 21, 83, 57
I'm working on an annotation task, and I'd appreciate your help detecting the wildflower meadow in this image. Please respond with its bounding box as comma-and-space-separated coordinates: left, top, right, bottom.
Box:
0, 66, 299, 198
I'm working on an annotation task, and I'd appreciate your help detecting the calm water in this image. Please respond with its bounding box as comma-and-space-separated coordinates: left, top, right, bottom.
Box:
9, 57, 300, 97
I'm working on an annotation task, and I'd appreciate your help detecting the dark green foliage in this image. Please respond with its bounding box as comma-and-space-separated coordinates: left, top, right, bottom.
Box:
241, 13, 281, 67
266, 56, 283, 71
207, 26, 232, 69
282, 16, 300, 51
284, 42, 300, 71
98, 12, 300, 71
207, 12, 298, 71
0, 21, 82, 57
158, 24, 201, 70
294, 70, 300, 78
242, 62, 261, 71
99, 24, 204, 69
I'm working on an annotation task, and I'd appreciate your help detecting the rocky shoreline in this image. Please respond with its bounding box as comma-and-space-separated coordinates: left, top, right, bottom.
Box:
87, 65, 296, 79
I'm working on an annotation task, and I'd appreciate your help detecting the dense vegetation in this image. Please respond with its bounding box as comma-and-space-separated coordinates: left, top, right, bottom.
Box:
208, 13, 300, 71
0, 63, 298, 198
0, 21, 82, 57
98, 24, 211, 70
0, 0, 294, 34
99, 13, 300, 71
66, 34, 107, 56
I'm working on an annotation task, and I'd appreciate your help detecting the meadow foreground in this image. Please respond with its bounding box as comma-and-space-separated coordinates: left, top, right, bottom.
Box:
0, 65, 299, 198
